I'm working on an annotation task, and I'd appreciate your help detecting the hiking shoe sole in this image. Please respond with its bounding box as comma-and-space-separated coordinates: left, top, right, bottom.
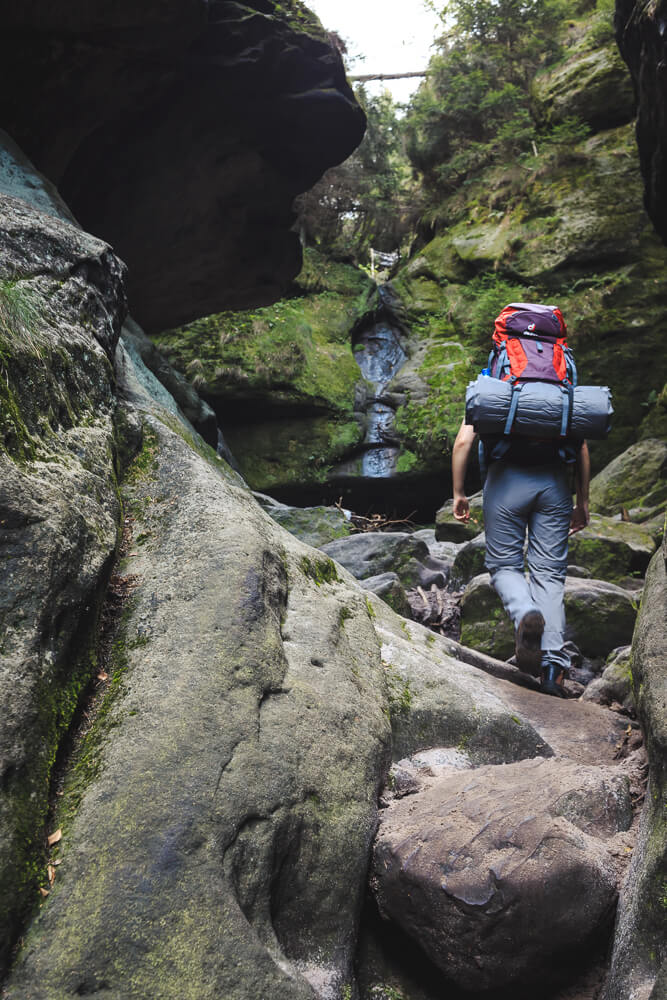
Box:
515, 610, 545, 676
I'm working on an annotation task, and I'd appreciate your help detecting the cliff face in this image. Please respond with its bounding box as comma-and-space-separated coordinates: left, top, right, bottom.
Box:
0, 0, 365, 332
615, 0, 667, 242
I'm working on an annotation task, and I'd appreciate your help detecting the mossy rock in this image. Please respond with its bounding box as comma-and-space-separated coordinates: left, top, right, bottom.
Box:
361, 572, 412, 618
450, 532, 487, 587
460, 574, 515, 660
589, 439, 667, 515
460, 573, 637, 660
223, 415, 364, 492
531, 40, 634, 130
582, 645, 634, 711
435, 494, 484, 542
568, 514, 656, 582
256, 497, 352, 547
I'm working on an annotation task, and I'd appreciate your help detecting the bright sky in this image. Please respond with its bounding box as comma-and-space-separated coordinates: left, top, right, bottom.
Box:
307, 0, 443, 105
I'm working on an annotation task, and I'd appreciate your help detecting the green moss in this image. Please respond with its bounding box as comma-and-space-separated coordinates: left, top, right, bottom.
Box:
365, 595, 377, 619
300, 555, 340, 587
384, 664, 414, 720
123, 425, 159, 484
338, 606, 353, 626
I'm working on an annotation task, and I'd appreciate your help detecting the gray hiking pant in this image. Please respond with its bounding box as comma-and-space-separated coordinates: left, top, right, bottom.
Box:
483, 461, 572, 672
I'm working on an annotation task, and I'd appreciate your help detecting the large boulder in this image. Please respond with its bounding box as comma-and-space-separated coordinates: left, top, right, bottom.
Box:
568, 514, 656, 582
5, 349, 391, 999
0, 1, 365, 332
602, 545, 667, 999
0, 187, 126, 966
321, 532, 451, 591
461, 573, 638, 660
372, 757, 627, 992
589, 438, 667, 516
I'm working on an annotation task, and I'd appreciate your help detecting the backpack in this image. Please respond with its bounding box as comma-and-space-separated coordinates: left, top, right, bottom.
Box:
482, 302, 579, 469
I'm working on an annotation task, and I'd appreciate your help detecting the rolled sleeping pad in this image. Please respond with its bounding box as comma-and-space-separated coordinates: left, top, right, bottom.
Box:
465, 376, 613, 439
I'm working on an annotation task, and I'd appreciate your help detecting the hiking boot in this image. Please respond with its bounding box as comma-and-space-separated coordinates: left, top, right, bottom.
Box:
515, 610, 544, 676
541, 661, 567, 698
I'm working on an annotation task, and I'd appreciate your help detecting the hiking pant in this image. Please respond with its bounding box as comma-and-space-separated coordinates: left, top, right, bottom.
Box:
483, 461, 572, 673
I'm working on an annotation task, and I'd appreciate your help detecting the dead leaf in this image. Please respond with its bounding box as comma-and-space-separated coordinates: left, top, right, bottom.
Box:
47, 864, 56, 886
46, 829, 62, 847
97, 671, 108, 682
39, 887, 49, 898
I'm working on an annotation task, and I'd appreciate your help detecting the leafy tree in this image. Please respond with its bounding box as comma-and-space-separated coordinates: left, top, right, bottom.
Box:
405, 0, 577, 197
295, 87, 416, 261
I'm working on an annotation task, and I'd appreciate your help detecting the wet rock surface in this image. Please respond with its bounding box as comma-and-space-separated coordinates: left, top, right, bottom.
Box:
320, 532, 451, 590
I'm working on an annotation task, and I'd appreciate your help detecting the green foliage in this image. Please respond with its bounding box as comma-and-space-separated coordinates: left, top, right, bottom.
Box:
296, 88, 416, 261
0, 279, 42, 360
405, 0, 577, 202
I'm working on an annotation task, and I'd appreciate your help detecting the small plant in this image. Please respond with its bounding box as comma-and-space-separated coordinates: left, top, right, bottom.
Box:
300, 555, 340, 587
0, 278, 43, 360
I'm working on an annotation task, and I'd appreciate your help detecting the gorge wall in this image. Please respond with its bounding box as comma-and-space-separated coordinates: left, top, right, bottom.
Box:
0, 1, 665, 998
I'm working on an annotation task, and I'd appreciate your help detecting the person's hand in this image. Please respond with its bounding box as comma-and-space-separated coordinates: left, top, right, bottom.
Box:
569, 501, 589, 535
453, 495, 470, 522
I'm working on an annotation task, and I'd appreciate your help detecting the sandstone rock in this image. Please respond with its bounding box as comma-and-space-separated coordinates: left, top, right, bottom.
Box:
568, 514, 656, 582
373, 757, 626, 992
450, 531, 486, 587
360, 573, 411, 618
411, 528, 460, 566
532, 39, 634, 131
582, 645, 634, 713
256, 494, 353, 548
602, 547, 667, 1000
0, 192, 126, 967
321, 532, 450, 590
0, 2, 365, 331
435, 493, 484, 542
616, 0, 667, 241
121, 317, 219, 448
590, 438, 667, 516
5, 348, 391, 999
461, 573, 638, 661
369, 599, 549, 764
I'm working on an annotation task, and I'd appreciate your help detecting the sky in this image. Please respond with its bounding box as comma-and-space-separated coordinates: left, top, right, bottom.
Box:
306, 0, 443, 104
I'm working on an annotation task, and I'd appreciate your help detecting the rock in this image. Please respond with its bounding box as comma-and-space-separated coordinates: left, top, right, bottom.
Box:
602, 546, 667, 1000
0, 2, 365, 331
583, 645, 635, 713
320, 532, 450, 590
155, 250, 372, 494
360, 573, 411, 618
0, 190, 126, 967
121, 317, 219, 448
411, 528, 460, 566
450, 531, 486, 587
615, 0, 667, 241
372, 757, 626, 992
435, 493, 484, 542
567, 564, 593, 578
460, 573, 638, 661
369, 598, 549, 765
568, 514, 657, 582
565, 577, 639, 658
532, 37, 634, 131
256, 495, 353, 548
590, 439, 667, 516
5, 346, 391, 999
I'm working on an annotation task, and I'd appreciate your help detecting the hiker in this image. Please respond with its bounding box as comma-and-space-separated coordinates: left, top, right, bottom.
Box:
451, 303, 601, 697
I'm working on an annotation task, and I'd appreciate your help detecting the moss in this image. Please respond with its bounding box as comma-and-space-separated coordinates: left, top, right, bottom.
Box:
300, 555, 340, 587
384, 664, 414, 720
365, 595, 377, 619
338, 606, 353, 627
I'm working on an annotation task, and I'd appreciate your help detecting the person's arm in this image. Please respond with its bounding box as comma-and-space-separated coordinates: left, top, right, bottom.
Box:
451, 419, 477, 521
570, 440, 590, 534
